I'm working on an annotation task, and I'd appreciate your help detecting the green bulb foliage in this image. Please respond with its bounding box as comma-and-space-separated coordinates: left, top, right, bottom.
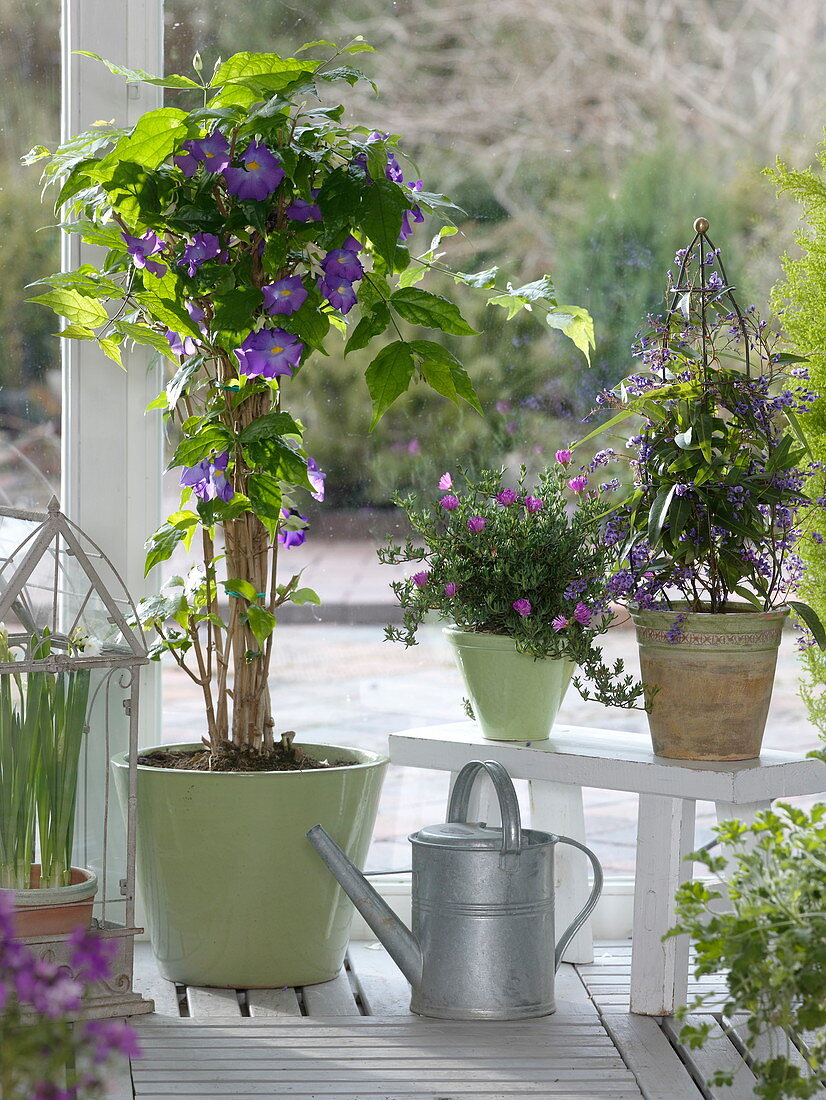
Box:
770, 151, 826, 734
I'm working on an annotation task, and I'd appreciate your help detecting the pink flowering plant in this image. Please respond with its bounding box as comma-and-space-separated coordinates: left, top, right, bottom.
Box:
380, 467, 645, 708
580, 221, 826, 644
26, 45, 590, 762
0, 890, 138, 1099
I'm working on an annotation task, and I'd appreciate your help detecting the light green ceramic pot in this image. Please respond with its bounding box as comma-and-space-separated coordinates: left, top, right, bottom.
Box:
111, 743, 387, 988
444, 627, 574, 741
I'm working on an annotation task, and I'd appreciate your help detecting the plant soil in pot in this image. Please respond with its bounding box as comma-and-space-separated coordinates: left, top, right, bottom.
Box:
113, 743, 386, 988
12, 866, 98, 938
632, 604, 788, 760
444, 628, 574, 741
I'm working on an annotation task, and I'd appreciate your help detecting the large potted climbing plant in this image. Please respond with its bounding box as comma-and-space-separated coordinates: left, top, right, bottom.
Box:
28, 43, 592, 986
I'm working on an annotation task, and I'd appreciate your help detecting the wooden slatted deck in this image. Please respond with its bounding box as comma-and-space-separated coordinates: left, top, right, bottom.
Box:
120, 940, 824, 1100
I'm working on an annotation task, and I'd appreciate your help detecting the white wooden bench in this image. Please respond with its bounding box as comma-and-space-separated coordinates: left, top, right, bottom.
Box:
388, 721, 826, 1016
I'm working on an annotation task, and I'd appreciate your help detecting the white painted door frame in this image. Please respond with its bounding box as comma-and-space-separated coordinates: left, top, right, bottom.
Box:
61, 0, 165, 747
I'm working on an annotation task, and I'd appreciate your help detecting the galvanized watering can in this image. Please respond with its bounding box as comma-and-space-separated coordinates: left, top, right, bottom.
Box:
307, 758, 603, 1020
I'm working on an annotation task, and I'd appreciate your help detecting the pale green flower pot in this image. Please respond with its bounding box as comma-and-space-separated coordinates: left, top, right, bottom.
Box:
112, 743, 387, 988
444, 627, 574, 741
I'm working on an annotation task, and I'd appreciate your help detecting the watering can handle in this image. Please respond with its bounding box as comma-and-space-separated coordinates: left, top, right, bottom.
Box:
552, 835, 604, 971
447, 759, 521, 853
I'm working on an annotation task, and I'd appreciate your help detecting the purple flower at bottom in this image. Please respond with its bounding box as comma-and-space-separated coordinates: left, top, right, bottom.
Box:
307, 456, 326, 502
496, 488, 518, 506
318, 275, 358, 315
180, 452, 234, 502
444, 582, 457, 597
69, 926, 116, 983
83, 1019, 142, 1063
262, 276, 308, 316
278, 509, 308, 548
467, 516, 486, 532
439, 495, 460, 511
183, 131, 231, 174
573, 601, 591, 625
513, 599, 532, 618
234, 328, 304, 379
412, 571, 429, 587
551, 615, 568, 632
121, 230, 167, 276
223, 140, 284, 201
321, 247, 364, 283
524, 496, 544, 513
286, 197, 322, 222
179, 232, 223, 277
568, 476, 588, 493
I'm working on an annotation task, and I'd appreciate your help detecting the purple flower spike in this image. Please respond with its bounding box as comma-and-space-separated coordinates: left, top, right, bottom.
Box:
234, 328, 304, 379
121, 230, 167, 276
180, 452, 234, 502
322, 247, 364, 283
568, 475, 588, 493
318, 275, 358, 315
186, 131, 231, 174
178, 232, 222, 277
524, 496, 544, 513
412, 571, 429, 587
307, 456, 326, 502
224, 140, 284, 201
287, 198, 322, 222
496, 488, 518, 506
551, 615, 568, 632
513, 598, 532, 618
467, 516, 486, 532
444, 582, 457, 597
439, 495, 460, 511
278, 509, 308, 548
263, 276, 308, 316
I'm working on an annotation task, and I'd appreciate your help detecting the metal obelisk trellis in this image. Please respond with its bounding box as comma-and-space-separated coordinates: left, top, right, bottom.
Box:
0, 497, 153, 1018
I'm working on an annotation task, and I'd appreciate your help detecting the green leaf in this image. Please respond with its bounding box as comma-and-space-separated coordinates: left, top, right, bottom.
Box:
210, 53, 318, 95
170, 424, 234, 468
237, 412, 303, 444
391, 288, 478, 335
360, 178, 409, 267
115, 320, 178, 361
75, 51, 202, 89
409, 340, 482, 414
144, 514, 198, 574
546, 304, 595, 364
344, 303, 391, 355
29, 288, 108, 328
58, 324, 96, 341
247, 472, 283, 520
135, 292, 203, 339
165, 357, 205, 409
245, 605, 277, 646
291, 587, 321, 606
789, 601, 826, 649
222, 578, 260, 602
319, 66, 376, 92
99, 337, 123, 367
397, 264, 427, 289
365, 341, 416, 429
97, 108, 190, 172
211, 287, 262, 348
648, 485, 676, 545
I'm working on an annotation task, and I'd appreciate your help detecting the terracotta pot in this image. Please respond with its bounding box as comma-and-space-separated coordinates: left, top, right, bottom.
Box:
112, 742, 387, 988
444, 627, 574, 741
12, 865, 98, 937
632, 603, 789, 760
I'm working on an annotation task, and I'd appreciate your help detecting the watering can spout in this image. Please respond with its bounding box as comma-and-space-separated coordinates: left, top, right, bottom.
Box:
306, 825, 423, 989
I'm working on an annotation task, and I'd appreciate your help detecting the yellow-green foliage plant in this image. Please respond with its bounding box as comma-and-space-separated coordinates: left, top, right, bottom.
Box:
770, 152, 826, 733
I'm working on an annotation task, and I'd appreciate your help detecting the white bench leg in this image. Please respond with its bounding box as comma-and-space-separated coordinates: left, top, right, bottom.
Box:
630, 794, 695, 1016
529, 780, 593, 964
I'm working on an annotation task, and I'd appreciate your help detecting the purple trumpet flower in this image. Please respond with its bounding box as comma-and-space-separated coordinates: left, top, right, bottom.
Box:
278, 509, 308, 548
321, 247, 364, 283
399, 181, 425, 242
287, 197, 322, 222
234, 328, 304, 379
180, 452, 234, 502
121, 230, 167, 277
188, 131, 231, 174
165, 330, 198, 357
262, 276, 308, 316
307, 456, 326, 501
224, 140, 284, 201
318, 274, 358, 315
178, 232, 223, 277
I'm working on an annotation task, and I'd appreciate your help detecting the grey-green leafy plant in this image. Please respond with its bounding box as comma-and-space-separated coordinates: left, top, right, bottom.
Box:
0, 630, 90, 891
671, 804, 826, 1099
769, 152, 826, 734
27, 44, 592, 761
379, 465, 645, 708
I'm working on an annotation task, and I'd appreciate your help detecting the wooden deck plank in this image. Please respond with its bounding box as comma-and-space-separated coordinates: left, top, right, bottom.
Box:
346, 942, 412, 1016
662, 1015, 758, 1099
185, 986, 243, 1017
247, 987, 302, 1016
601, 1014, 702, 1100
301, 969, 361, 1016
132, 941, 180, 1017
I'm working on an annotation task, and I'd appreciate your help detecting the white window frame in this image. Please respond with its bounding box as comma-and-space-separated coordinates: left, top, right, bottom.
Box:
61, 0, 165, 746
